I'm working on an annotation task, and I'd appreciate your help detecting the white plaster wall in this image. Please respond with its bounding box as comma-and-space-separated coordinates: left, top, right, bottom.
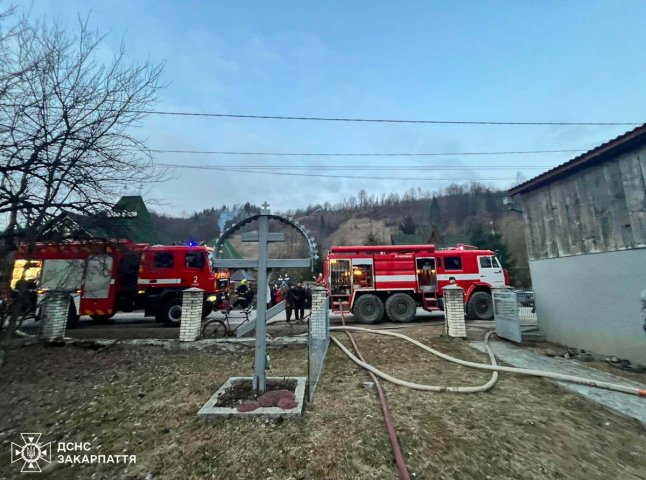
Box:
531, 247, 646, 365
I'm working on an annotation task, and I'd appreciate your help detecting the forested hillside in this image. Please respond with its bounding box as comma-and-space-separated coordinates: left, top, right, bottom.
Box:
150, 183, 530, 286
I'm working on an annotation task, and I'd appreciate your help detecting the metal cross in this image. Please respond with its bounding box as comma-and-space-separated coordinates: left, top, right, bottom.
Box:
212, 212, 310, 393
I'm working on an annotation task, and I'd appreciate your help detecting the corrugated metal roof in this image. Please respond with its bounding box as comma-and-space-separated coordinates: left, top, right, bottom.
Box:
508, 123, 646, 196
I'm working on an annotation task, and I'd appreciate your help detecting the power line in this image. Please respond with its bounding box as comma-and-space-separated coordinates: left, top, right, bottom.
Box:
139, 110, 640, 126
2, 103, 639, 126
150, 148, 585, 156
156, 163, 519, 181
155, 164, 550, 170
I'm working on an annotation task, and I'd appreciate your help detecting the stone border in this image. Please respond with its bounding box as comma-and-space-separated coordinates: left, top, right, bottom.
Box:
197, 376, 307, 418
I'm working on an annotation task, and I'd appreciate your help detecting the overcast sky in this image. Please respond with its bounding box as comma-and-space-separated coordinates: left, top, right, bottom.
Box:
28, 0, 646, 215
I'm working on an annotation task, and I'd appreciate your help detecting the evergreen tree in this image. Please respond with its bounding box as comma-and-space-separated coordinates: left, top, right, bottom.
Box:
364, 232, 380, 245
429, 195, 442, 225
470, 224, 512, 268
399, 215, 416, 234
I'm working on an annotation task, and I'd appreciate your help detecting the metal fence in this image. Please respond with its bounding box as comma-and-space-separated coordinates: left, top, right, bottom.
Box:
493, 287, 523, 343
515, 288, 538, 327
307, 297, 329, 402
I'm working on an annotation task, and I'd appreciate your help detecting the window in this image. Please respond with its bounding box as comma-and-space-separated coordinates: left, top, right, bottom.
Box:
479, 256, 492, 268
154, 252, 174, 269
491, 257, 501, 268
352, 264, 374, 288
444, 256, 462, 270
185, 251, 205, 269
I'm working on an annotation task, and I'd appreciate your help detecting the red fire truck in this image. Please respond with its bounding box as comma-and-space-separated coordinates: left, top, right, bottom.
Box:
12, 241, 230, 326
323, 244, 509, 323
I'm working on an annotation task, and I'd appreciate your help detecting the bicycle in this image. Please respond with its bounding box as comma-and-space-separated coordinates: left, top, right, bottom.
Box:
202, 302, 254, 339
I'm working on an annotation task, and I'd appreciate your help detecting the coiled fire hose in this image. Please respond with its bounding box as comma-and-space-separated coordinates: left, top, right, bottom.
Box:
331, 325, 646, 397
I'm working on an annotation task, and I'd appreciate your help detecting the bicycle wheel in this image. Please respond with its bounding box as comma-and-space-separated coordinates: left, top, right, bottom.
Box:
202, 319, 228, 339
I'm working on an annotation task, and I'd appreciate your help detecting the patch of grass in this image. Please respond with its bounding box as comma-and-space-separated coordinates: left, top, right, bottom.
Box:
1, 327, 645, 479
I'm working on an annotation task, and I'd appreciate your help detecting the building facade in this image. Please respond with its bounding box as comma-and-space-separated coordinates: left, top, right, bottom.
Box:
509, 125, 646, 365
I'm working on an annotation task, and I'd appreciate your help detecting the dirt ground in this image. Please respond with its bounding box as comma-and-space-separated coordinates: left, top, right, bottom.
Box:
1, 325, 645, 479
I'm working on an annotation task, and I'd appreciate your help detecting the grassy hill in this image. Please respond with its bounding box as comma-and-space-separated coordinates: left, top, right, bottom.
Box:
150, 182, 531, 286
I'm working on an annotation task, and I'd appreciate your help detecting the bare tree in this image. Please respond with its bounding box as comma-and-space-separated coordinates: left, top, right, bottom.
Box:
0, 12, 166, 350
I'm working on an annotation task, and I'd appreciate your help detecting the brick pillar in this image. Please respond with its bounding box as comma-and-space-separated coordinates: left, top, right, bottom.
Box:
311, 286, 327, 313
179, 288, 204, 342
39, 291, 70, 341
443, 285, 466, 338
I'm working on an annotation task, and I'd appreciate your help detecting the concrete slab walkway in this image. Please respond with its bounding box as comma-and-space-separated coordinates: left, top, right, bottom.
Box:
469, 339, 646, 424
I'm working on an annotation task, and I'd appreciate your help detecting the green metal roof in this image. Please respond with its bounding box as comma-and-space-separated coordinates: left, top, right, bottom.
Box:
75, 196, 161, 244
205, 239, 242, 259
391, 225, 434, 245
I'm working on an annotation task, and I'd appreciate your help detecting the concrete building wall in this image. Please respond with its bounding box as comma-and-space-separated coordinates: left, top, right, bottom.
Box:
531, 248, 646, 365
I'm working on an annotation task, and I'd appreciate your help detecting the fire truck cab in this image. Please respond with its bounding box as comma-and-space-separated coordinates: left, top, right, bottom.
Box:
324, 244, 508, 323
12, 241, 230, 327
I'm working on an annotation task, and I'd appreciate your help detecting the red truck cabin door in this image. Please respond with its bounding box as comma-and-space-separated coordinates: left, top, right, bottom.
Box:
182, 250, 207, 288
477, 255, 506, 286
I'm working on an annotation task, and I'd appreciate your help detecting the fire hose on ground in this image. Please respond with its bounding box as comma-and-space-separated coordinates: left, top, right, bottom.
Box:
330, 325, 646, 397
331, 306, 645, 480
336, 305, 412, 480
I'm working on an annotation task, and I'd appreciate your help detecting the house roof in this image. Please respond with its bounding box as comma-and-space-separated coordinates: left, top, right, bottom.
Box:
508, 123, 646, 196
437, 234, 470, 249
90, 196, 160, 244
66, 195, 161, 244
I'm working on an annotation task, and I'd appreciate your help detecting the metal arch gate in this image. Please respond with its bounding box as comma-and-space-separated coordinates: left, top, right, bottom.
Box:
211, 203, 319, 393
213, 208, 319, 268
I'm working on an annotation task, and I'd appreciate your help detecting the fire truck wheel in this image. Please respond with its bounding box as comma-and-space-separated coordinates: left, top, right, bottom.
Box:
466, 291, 494, 320
385, 293, 417, 323
158, 297, 182, 327
352, 294, 384, 324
